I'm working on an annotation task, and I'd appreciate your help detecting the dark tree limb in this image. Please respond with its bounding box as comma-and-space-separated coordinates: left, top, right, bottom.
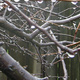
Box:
0, 17, 31, 41
0, 47, 48, 80
0, 17, 51, 47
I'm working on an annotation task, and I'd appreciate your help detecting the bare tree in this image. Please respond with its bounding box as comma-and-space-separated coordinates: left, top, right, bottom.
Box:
0, 0, 80, 80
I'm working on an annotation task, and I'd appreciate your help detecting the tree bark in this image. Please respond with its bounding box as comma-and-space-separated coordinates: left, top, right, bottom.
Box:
0, 47, 48, 80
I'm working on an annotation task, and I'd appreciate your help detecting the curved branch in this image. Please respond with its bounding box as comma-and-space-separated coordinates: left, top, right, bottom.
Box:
3, 0, 80, 39
0, 17, 31, 40
34, 41, 72, 47
48, 13, 80, 24
3, 0, 80, 55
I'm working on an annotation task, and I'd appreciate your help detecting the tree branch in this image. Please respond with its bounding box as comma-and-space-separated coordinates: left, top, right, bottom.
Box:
0, 17, 31, 40
2, 0, 80, 55
0, 47, 48, 80
3, 0, 80, 40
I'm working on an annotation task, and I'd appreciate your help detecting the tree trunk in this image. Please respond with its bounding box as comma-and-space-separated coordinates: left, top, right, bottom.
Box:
0, 47, 48, 80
